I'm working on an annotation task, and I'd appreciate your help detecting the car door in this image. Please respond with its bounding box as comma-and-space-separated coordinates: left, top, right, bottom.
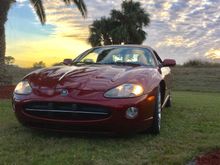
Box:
153, 50, 172, 99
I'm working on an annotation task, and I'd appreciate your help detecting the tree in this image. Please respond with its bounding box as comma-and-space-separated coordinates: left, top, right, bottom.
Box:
88, 0, 150, 47
52, 62, 63, 66
5, 56, 15, 65
88, 17, 114, 47
0, 0, 87, 81
0, 0, 14, 81
33, 61, 46, 69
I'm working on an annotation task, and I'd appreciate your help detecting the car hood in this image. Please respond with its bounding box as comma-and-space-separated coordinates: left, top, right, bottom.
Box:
25, 64, 161, 93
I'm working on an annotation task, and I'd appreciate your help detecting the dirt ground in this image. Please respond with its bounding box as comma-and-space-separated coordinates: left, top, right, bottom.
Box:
195, 150, 220, 165
0, 85, 15, 99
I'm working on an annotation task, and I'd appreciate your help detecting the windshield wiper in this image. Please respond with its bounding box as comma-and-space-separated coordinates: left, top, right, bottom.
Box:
73, 61, 142, 66
101, 62, 142, 66
72, 61, 94, 65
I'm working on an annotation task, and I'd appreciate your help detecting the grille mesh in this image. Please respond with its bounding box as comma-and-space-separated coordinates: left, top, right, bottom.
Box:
23, 102, 111, 120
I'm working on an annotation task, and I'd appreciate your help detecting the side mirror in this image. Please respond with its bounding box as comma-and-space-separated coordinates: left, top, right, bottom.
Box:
162, 59, 176, 67
63, 59, 73, 65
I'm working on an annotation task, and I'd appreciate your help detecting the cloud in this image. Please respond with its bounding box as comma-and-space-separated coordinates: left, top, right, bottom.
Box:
18, 0, 220, 63
16, 0, 27, 6
16, 0, 27, 3
205, 49, 220, 60
156, 36, 197, 48
41, 0, 119, 40
138, 0, 220, 63
8, 0, 220, 66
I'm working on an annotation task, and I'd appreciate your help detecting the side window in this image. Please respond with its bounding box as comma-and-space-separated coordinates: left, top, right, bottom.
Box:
80, 52, 98, 63
144, 49, 156, 66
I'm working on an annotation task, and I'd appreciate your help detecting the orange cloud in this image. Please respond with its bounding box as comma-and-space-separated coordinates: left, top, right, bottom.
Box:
156, 36, 196, 48
205, 49, 220, 60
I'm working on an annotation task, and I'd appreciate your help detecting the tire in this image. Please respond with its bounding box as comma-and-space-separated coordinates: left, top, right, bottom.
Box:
150, 87, 162, 134
165, 95, 172, 108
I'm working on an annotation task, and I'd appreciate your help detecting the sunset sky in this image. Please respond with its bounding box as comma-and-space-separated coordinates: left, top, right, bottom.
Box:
6, 0, 220, 67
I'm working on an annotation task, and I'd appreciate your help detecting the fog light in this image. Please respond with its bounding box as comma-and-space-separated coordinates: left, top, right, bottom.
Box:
126, 107, 138, 119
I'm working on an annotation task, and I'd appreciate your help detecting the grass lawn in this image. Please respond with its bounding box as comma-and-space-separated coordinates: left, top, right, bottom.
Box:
0, 91, 220, 164
172, 67, 220, 92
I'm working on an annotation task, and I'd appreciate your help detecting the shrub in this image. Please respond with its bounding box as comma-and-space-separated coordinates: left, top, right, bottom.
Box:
183, 59, 220, 67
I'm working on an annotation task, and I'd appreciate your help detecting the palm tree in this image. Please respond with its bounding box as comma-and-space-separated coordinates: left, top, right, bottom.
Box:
0, 0, 14, 83
0, 0, 87, 83
88, 17, 114, 47
111, 0, 150, 44
88, 0, 150, 47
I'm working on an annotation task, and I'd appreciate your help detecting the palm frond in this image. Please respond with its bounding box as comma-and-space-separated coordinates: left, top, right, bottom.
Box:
72, 0, 87, 17
29, 0, 87, 25
29, 0, 46, 24
63, 0, 87, 17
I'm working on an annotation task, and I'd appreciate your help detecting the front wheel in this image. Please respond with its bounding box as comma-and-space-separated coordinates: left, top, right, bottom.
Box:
150, 87, 162, 134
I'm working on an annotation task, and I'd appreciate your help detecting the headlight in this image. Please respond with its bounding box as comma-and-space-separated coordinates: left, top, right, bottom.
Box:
14, 81, 32, 95
104, 83, 144, 98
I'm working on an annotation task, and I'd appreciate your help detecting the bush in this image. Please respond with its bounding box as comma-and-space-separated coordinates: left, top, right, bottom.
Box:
183, 59, 220, 67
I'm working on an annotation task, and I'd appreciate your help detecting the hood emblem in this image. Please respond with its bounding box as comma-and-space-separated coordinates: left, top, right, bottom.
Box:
61, 89, 68, 96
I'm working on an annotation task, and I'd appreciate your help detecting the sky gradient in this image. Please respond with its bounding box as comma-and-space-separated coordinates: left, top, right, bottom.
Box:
6, 0, 220, 67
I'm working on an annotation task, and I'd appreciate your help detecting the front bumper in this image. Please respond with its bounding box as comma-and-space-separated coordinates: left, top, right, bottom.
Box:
12, 89, 156, 134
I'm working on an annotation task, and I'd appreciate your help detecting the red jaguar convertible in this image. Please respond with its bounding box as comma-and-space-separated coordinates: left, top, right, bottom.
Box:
12, 45, 176, 134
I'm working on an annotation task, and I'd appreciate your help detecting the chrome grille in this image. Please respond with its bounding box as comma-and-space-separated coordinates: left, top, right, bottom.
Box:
23, 102, 111, 120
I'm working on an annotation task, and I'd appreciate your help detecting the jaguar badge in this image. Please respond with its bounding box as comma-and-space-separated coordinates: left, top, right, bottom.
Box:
61, 89, 68, 96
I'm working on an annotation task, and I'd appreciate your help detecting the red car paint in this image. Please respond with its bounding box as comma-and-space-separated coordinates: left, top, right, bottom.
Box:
12, 45, 175, 134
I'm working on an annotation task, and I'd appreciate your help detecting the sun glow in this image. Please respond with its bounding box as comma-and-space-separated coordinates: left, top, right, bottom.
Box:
205, 49, 220, 60
7, 36, 90, 67
6, 0, 91, 68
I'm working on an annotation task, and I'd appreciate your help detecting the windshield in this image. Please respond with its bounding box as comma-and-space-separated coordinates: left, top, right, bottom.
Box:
75, 47, 156, 66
